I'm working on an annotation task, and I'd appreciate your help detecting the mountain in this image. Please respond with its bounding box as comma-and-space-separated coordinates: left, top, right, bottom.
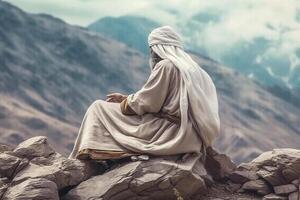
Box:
88, 15, 160, 54
192, 53, 300, 162
0, 1, 149, 154
0, 1, 300, 163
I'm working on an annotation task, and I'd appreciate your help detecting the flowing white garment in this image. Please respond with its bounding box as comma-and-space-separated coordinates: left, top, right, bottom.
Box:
148, 26, 220, 149
68, 26, 220, 160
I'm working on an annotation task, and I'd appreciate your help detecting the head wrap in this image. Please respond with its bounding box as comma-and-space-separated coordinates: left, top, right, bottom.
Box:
148, 26, 183, 48
148, 26, 220, 159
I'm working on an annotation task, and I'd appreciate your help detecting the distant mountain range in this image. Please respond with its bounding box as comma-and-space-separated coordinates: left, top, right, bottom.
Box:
88, 16, 160, 54
1, 1, 300, 163
88, 15, 300, 90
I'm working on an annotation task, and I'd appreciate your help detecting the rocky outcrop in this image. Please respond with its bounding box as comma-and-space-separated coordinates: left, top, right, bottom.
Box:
227, 148, 300, 200
0, 136, 299, 200
0, 136, 99, 200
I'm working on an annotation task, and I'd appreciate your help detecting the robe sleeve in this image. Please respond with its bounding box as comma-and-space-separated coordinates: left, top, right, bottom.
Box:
120, 98, 137, 115
124, 60, 173, 115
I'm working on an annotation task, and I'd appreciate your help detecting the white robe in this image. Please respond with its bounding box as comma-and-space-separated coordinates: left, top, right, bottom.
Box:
68, 59, 203, 159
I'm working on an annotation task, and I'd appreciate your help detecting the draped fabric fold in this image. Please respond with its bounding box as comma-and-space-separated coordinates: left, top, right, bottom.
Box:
148, 26, 220, 149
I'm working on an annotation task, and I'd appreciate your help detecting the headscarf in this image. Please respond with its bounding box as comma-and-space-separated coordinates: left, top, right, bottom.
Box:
148, 26, 220, 157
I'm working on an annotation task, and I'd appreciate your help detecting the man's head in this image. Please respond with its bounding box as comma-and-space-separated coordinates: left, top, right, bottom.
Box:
149, 48, 162, 69
148, 26, 183, 69
148, 26, 183, 48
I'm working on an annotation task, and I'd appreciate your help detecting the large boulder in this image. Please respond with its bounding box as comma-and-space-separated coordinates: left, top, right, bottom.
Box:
63, 154, 209, 200
0, 136, 99, 199
3, 178, 59, 200
228, 148, 300, 199
251, 149, 300, 186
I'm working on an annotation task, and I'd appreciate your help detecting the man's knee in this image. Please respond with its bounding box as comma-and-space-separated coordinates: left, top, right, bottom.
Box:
88, 99, 105, 110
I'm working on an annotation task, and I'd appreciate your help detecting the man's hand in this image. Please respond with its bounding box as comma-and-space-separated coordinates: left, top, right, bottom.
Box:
106, 93, 127, 103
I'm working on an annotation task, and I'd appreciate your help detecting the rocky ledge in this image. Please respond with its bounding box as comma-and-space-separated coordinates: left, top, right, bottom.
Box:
0, 136, 299, 200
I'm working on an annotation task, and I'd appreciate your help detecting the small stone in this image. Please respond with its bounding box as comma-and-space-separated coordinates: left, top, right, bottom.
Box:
205, 147, 236, 181
225, 181, 241, 192
228, 170, 258, 184
257, 169, 285, 186
288, 192, 299, 200
13, 136, 54, 158
274, 184, 297, 195
282, 169, 299, 183
0, 153, 21, 178
242, 179, 271, 195
131, 155, 138, 161
291, 179, 299, 186
263, 193, 288, 200
0, 144, 14, 152
137, 154, 149, 161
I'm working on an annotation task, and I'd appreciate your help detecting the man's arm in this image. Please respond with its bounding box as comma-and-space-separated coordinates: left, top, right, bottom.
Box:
120, 98, 137, 115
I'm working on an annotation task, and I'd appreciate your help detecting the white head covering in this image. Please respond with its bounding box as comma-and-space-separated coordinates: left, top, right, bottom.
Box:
148, 26, 220, 155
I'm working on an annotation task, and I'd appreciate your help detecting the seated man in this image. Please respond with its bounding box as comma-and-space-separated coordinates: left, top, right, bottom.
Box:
68, 26, 220, 161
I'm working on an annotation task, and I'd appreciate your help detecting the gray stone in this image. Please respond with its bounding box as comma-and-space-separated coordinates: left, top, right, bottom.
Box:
0, 153, 21, 178
205, 147, 236, 181
225, 181, 241, 192
274, 184, 297, 195
2, 178, 59, 200
242, 179, 272, 195
12, 153, 98, 189
0, 144, 13, 153
251, 149, 300, 186
63, 154, 208, 200
228, 170, 259, 184
13, 136, 55, 158
291, 179, 299, 186
288, 192, 299, 200
263, 193, 288, 200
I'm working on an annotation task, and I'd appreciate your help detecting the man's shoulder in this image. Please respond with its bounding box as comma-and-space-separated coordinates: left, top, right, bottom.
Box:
154, 59, 176, 71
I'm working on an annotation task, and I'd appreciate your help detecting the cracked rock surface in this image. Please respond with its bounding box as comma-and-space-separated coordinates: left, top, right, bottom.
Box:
63, 154, 209, 200
0, 136, 99, 199
0, 136, 299, 200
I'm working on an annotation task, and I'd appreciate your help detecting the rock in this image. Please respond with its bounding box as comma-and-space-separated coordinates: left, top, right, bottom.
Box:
225, 181, 241, 192
242, 179, 272, 195
2, 178, 59, 200
288, 192, 299, 200
205, 147, 236, 181
257, 169, 285, 186
13, 136, 55, 158
63, 154, 208, 200
274, 184, 297, 195
228, 169, 259, 184
0, 136, 298, 200
0, 153, 21, 178
291, 179, 299, 186
263, 193, 288, 200
0, 144, 14, 153
12, 152, 98, 190
0, 136, 100, 200
251, 149, 300, 186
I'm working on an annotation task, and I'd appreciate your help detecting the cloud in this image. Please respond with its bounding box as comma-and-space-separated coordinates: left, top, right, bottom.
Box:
5, 0, 300, 86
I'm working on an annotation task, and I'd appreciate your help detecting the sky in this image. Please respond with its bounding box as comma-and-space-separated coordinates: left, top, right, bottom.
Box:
5, 0, 300, 87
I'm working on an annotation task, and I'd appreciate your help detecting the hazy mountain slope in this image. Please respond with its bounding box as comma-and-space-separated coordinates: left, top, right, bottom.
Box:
88, 16, 160, 54
1, 2, 299, 163
191, 54, 300, 162
0, 1, 148, 154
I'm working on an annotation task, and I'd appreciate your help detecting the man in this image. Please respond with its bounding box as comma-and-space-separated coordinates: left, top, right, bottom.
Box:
68, 26, 220, 161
